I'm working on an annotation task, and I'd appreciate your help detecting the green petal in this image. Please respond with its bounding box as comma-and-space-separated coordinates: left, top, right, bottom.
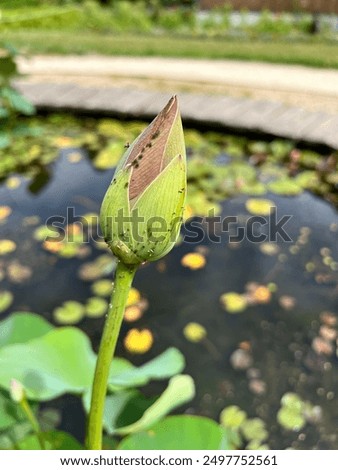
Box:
131, 154, 186, 261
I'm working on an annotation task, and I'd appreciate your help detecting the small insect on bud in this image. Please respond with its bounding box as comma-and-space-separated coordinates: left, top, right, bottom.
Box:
9, 379, 25, 403
100, 96, 186, 266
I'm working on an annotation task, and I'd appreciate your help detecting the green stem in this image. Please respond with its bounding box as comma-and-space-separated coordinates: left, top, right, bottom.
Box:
20, 398, 45, 450
86, 261, 137, 450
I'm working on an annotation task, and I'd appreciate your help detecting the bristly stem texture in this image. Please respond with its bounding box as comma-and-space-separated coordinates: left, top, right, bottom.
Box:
86, 261, 137, 450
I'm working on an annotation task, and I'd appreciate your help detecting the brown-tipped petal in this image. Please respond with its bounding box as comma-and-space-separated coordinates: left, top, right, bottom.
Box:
127, 96, 178, 201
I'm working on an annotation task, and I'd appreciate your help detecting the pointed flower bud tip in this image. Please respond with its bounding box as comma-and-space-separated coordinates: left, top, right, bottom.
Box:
100, 96, 186, 266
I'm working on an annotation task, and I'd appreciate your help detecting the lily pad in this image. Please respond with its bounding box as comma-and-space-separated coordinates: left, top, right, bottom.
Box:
183, 322, 207, 343
85, 297, 108, 318
53, 301, 85, 325
181, 253, 206, 270
267, 178, 302, 196
220, 406, 247, 430
277, 393, 308, 431
33, 225, 60, 242
0, 291, 14, 313
241, 418, 268, 442
94, 141, 126, 169
245, 198, 275, 216
277, 407, 305, 432
220, 292, 247, 314
78, 255, 116, 281
0, 240, 16, 255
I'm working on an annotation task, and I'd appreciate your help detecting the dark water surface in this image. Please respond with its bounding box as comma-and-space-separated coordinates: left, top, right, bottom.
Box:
0, 148, 337, 449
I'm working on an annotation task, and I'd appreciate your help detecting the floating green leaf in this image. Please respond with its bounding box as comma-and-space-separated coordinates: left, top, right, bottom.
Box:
91, 279, 113, 297
0, 291, 14, 313
277, 407, 305, 432
220, 292, 247, 314
53, 301, 85, 325
267, 178, 302, 196
245, 198, 275, 216
220, 405, 247, 430
85, 297, 108, 318
241, 418, 268, 442
277, 392, 308, 431
0, 240, 16, 255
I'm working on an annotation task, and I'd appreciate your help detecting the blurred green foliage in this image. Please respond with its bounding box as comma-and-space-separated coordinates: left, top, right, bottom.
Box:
0, 43, 35, 149
0, 1, 333, 39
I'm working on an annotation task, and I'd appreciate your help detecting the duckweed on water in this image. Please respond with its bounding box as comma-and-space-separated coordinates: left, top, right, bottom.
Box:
0, 113, 337, 449
0, 114, 337, 214
0, 291, 13, 313
183, 322, 207, 343
0, 240, 16, 255
90, 279, 113, 297
181, 252, 207, 270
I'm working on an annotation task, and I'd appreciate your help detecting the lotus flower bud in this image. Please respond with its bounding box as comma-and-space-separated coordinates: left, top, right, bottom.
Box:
9, 379, 25, 403
100, 96, 186, 266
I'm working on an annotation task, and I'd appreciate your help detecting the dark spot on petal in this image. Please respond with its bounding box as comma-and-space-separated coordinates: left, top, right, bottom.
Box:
151, 130, 160, 139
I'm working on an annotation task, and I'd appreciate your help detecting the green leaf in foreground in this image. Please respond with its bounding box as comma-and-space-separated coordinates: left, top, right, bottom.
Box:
17, 431, 82, 450
0, 312, 53, 348
114, 375, 195, 435
0, 315, 185, 402
118, 415, 231, 450
0, 391, 25, 431
0, 327, 96, 400
108, 347, 185, 389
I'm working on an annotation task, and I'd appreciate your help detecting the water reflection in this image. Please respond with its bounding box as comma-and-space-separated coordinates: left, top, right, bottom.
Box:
0, 148, 337, 449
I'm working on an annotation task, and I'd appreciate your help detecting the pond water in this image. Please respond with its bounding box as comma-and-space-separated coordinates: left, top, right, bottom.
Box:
0, 117, 337, 449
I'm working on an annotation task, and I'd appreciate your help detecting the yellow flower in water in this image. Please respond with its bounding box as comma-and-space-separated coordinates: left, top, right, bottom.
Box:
53, 136, 74, 148
220, 292, 247, 314
0, 239, 16, 255
43, 240, 65, 253
252, 285, 271, 304
183, 322, 207, 343
124, 328, 153, 354
126, 287, 141, 307
181, 252, 206, 270
245, 198, 275, 216
5, 176, 21, 189
124, 305, 143, 322
66, 223, 82, 236
0, 206, 12, 221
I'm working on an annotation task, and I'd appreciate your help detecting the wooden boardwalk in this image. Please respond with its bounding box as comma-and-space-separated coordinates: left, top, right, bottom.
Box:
15, 81, 338, 149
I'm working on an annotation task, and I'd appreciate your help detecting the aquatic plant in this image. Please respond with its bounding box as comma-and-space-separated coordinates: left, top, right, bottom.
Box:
86, 96, 187, 449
